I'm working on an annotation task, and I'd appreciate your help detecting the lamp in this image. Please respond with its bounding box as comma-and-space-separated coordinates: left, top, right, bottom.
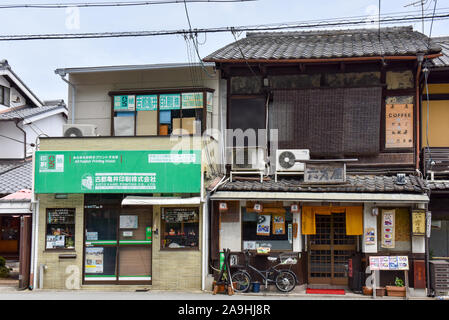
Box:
218, 202, 228, 212
291, 203, 300, 213
253, 202, 263, 213
372, 207, 379, 216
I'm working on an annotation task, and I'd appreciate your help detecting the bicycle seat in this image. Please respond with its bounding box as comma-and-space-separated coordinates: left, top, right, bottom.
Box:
267, 256, 278, 262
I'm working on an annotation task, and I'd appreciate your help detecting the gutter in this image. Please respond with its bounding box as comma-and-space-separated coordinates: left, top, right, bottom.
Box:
14, 119, 26, 159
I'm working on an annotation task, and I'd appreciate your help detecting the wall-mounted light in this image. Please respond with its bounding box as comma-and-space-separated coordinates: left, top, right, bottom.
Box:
371, 207, 379, 216
291, 203, 300, 213
55, 194, 68, 199
253, 202, 263, 213
263, 78, 269, 87
218, 202, 228, 212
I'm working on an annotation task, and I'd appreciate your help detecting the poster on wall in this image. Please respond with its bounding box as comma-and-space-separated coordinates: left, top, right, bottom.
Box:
272, 213, 286, 235
256, 214, 271, 236
85, 247, 104, 274
364, 227, 376, 245
46, 235, 65, 249
120, 215, 138, 229
381, 209, 395, 248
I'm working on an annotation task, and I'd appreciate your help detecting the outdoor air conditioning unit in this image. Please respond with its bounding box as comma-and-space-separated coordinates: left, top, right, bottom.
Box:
231, 147, 266, 171
276, 149, 310, 172
63, 124, 98, 137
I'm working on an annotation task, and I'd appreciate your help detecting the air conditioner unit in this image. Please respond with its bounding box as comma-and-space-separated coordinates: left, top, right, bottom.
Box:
276, 149, 310, 172
63, 124, 97, 137
231, 147, 266, 171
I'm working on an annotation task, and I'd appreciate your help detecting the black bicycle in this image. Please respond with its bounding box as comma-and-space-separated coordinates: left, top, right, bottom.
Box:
232, 250, 298, 293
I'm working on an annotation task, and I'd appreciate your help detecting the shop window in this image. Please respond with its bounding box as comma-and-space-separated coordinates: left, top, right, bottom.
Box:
161, 207, 199, 249
112, 91, 209, 137
45, 208, 75, 250
241, 207, 293, 251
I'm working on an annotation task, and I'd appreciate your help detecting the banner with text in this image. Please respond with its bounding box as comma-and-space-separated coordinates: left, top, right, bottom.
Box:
35, 150, 201, 194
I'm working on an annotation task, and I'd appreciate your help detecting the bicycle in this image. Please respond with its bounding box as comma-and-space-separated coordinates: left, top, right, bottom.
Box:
231, 250, 298, 293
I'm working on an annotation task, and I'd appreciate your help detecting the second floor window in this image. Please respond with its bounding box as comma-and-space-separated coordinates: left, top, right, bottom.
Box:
111, 90, 213, 137
0, 85, 10, 106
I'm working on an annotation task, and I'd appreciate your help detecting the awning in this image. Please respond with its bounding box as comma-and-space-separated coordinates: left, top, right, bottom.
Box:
210, 191, 429, 204
122, 196, 202, 206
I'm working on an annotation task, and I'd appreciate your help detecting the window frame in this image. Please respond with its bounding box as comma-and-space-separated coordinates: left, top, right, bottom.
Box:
0, 85, 10, 107
109, 88, 214, 137
160, 206, 200, 251
44, 208, 76, 251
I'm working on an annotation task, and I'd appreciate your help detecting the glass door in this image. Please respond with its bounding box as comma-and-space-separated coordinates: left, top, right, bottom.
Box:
84, 197, 152, 285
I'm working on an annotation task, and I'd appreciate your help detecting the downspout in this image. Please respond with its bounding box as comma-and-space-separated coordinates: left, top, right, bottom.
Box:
56, 71, 76, 124
415, 53, 424, 171
14, 119, 26, 159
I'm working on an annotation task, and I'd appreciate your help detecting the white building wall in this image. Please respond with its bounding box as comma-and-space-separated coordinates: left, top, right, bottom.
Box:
68, 66, 220, 136
0, 120, 25, 158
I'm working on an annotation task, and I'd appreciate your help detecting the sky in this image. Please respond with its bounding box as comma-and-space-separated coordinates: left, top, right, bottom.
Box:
1, 0, 448, 103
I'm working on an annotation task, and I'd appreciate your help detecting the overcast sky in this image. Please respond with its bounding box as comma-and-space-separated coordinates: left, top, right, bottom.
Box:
1, 0, 448, 103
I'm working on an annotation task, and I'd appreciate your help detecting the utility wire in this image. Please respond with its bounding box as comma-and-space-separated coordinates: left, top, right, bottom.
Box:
1, 10, 449, 41
0, 0, 257, 9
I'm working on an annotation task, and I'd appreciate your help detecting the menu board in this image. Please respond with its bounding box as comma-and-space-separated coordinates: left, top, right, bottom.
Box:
369, 256, 409, 271
162, 208, 198, 222
385, 104, 413, 148
47, 208, 75, 224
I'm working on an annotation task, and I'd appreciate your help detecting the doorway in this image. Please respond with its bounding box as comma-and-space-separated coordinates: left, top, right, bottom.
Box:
308, 212, 357, 286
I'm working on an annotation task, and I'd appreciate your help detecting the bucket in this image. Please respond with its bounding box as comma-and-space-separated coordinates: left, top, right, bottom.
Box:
251, 282, 260, 293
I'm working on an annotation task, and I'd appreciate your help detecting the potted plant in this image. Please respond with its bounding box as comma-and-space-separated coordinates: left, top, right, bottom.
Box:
386, 277, 406, 297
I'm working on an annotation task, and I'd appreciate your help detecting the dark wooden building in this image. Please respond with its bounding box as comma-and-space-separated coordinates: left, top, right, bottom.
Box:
204, 26, 442, 296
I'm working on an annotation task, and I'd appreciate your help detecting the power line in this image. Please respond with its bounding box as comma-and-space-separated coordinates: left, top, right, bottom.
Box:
0, 0, 256, 9
1, 10, 449, 41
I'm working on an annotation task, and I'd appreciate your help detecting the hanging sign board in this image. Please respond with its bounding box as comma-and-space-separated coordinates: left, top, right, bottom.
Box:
272, 213, 286, 235
381, 209, 395, 248
35, 150, 201, 194
412, 209, 426, 236
365, 227, 376, 245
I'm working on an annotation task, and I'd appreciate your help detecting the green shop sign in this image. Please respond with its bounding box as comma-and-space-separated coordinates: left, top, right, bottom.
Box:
35, 150, 201, 194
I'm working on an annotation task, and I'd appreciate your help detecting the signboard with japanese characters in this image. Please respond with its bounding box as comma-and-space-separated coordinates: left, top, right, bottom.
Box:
304, 162, 346, 184
35, 150, 201, 194
114, 95, 136, 111
412, 209, 426, 236
385, 103, 413, 148
136, 95, 158, 111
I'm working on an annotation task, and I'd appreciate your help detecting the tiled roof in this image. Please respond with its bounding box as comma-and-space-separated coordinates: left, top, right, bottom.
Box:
0, 159, 32, 194
217, 174, 428, 194
0, 189, 32, 202
430, 36, 449, 68
204, 26, 441, 62
426, 180, 449, 191
0, 103, 66, 121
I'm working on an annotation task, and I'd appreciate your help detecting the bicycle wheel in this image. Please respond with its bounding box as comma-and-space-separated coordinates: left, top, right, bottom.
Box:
275, 270, 297, 293
231, 270, 251, 293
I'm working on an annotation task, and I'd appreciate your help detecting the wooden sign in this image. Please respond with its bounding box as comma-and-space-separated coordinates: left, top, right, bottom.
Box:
412, 209, 426, 236
304, 162, 346, 184
385, 104, 413, 148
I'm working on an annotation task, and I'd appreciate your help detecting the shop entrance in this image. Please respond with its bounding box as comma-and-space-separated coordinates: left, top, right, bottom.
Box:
83, 195, 153, 285
308, 212, 356, 286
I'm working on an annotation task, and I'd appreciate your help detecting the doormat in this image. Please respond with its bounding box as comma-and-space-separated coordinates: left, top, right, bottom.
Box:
306, 288, 345, 295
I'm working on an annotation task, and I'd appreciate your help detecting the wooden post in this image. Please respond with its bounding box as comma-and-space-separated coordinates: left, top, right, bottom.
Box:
404, 270, 409, 300
372, 271, 377, 299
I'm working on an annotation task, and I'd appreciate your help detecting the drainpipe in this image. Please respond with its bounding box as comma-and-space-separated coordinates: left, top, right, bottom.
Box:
415, 53, 424, 171
56, 71, 76, 124
14, 119, 26, 159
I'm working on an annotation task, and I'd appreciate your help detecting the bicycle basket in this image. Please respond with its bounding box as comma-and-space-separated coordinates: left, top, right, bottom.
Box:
279, 255, 298, 265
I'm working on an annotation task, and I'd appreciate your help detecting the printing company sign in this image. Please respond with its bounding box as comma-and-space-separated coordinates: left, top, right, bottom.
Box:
35, 150, 201, 194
